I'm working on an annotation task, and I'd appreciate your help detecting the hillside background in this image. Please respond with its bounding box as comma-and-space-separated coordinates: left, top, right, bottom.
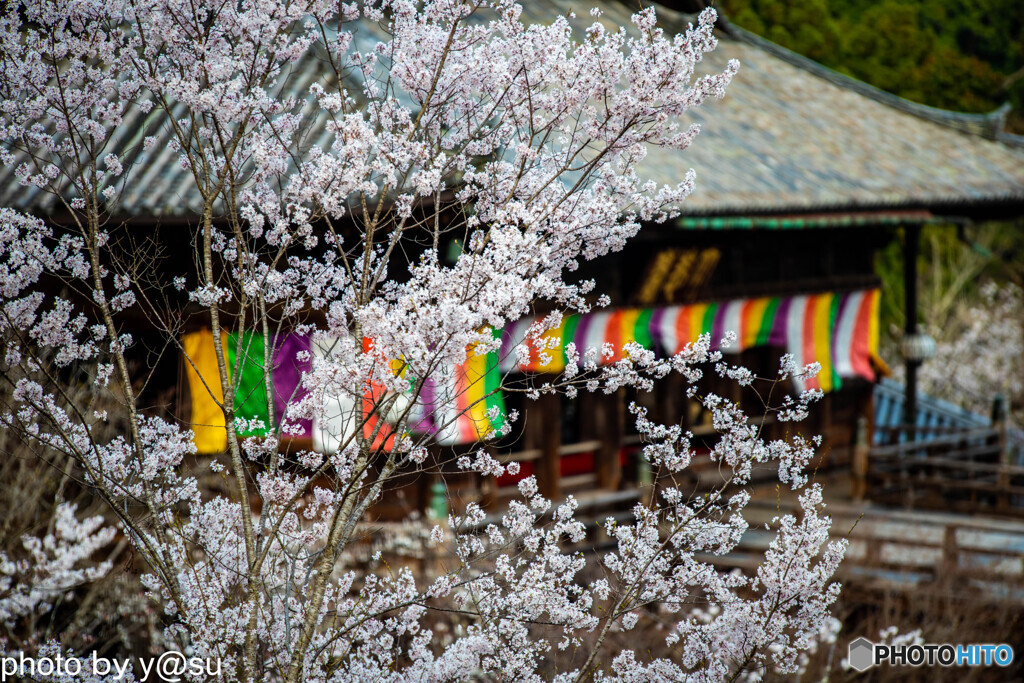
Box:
717, 0, 1024, 130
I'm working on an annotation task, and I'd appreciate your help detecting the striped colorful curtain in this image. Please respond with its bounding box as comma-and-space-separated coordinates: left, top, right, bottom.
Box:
182, 332, 412, 454
181, 289, 880, 451
182, 329, 316, 453
309, 337, 402, 455
500, 289, 881, 392
406, 330, 506, 446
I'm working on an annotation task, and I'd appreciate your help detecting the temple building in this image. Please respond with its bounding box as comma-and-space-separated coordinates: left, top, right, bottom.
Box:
5, 1, 1024, 516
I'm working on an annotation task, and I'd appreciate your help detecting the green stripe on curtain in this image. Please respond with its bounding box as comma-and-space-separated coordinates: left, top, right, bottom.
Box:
484, 328, 506, 434
758, 298, 779, 346
633, 309, 654, 350
227, 331, 270, 437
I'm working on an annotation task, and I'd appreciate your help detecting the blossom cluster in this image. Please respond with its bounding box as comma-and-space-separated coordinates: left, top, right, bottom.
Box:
908, 282, 1022, 422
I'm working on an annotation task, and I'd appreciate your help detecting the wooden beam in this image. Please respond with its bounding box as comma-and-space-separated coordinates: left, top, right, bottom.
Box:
594, 390, 624, 490
904, 223, 921, 426
537, 392, 561, 499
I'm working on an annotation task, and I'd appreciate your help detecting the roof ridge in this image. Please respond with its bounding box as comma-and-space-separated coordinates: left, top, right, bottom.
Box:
719, 18, 1021, 146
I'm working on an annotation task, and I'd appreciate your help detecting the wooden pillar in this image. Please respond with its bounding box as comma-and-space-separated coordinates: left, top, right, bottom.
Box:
537, 392, 561, 499
661, 372, 684, 429
994, 396, 1010, 511
417, 446, 440, 516
863, 382, 877, 451
903, 223, 921, 433
594, 390, 624, 491
816, 392, 833, 467
851, 416, 869, 502
941, 525, 958, 579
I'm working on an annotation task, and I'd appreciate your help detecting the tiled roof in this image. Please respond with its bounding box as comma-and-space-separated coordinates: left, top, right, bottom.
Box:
4, 0, 1023, 220
644, 10, 1024, 217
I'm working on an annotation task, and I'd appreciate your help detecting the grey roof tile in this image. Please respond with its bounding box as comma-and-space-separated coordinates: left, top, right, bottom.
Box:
2, 0, 1022, 220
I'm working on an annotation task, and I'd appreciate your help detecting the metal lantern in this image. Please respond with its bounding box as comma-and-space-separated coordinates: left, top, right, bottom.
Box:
899, 332, 936, 363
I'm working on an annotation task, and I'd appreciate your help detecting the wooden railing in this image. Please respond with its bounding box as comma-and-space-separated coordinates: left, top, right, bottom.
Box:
700, 500, 1024, 603
864, 424, 1024, 515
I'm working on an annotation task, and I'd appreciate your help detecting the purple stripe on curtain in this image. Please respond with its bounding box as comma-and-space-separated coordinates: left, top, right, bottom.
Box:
572, 314, 593, 354
768, 297, 792, 347
413, 376, 438, 435
711, 305, 727, 350
649, 308, 666, 358
499, 325, 512, 358
273, 333, 312, 437
500, 323, 517, 368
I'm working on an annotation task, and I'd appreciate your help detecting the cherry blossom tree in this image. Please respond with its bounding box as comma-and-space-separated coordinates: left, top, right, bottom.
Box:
0, 1, 844, 680
914, 282, 1023, 423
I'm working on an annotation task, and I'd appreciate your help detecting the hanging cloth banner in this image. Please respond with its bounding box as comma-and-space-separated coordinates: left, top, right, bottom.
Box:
182, 328, 229, 454
227, 331, 270, 437
182, 329, 316, 453
272, 333, 313, 438
181, 289, 880, 451
407, 330, 507, 446
182, 331, 408, 454
499, 289, 881, 393
309, 336, 406, 456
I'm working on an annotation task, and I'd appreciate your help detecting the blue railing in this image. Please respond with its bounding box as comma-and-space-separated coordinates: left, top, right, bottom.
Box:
874, 379, 1024, 464
873, 379, 990, 444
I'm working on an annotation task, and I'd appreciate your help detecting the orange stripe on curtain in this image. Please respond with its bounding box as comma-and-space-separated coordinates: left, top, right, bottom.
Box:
850, 293, 876, 381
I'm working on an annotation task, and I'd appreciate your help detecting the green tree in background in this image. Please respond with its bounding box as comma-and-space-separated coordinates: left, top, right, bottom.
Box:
875, 223, 1021, 346
875, 221, 1024, 422
720, 0, 1024, 121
